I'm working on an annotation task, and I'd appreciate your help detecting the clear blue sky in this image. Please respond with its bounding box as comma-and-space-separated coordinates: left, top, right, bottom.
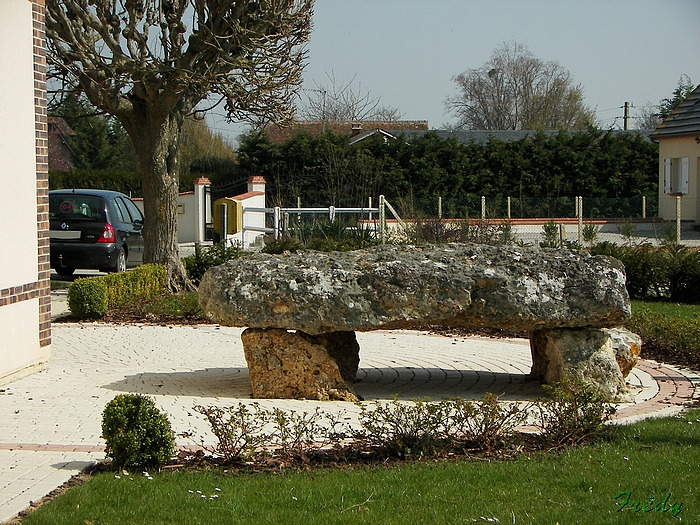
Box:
209, 0, 700, 139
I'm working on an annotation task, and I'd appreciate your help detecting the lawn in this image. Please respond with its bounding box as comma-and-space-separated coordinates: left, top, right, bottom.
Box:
631, 300, 700, 321
21, 409, 700, 525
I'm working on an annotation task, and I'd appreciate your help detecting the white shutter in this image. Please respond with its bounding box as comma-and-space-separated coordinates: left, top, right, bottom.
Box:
664, 158, 672, 194
680, 157, 690, 195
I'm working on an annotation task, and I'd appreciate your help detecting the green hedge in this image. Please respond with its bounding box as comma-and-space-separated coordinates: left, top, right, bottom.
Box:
68, 264, 167, 319
591, 242, 700, 304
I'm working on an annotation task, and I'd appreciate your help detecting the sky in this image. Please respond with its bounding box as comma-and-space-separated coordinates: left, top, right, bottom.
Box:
208, 0, 700, 141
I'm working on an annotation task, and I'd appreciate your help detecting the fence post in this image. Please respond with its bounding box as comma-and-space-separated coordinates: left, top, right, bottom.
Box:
577, 196, 583, 246
507, 196, 511, 220
273, 206, 281, 240
481, 196, 486, 221
329, 206, 336, 223
379, 195, 386, 244
676, 195, 682, 243
438, 196, 442, 219
297, 196, 301, 224
368, 196, 373, 221
642, 196, 646, 219
283, 212, 289, 236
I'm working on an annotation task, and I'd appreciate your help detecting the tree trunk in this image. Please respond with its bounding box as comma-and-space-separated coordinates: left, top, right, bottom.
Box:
127, 108, 195, 292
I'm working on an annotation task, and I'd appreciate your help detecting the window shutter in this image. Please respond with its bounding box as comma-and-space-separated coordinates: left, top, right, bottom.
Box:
680, 157, 690, 194
664, 158, 672, 194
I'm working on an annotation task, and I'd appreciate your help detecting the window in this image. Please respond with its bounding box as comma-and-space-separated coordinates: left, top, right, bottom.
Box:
664, 157, 689, 195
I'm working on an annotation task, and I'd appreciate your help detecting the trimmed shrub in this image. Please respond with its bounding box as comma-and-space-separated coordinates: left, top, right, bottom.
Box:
67, 277, 109, 319
102, 394, 175, 469
625, 308, 700, 370
101, 264, 167, 309
67, 264, 166, 319
590, 242, 700, 303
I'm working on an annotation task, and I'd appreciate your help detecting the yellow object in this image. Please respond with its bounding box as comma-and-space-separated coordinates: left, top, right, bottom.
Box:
212, 197, 243, 234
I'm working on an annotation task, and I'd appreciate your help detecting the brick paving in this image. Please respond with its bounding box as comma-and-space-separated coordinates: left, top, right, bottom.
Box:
1, 321, 697, 523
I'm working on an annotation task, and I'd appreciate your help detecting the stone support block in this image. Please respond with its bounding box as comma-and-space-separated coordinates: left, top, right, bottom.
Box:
530, 327, 634, 401
241, 328, 359, 401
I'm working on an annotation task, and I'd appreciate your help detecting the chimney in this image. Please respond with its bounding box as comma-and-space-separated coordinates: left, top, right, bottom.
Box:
248, 175, 266, 193
351, 123, 363, 136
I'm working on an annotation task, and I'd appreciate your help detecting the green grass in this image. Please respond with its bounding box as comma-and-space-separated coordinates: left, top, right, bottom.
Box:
632, 300, 700, 321
22, 409, 700, 525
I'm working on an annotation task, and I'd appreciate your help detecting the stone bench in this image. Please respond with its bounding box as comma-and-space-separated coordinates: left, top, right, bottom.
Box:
198, 244, 640, 401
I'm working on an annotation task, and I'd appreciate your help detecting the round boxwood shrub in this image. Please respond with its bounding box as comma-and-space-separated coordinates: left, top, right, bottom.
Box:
102, 394, 175, 469
67, 277, 109, 319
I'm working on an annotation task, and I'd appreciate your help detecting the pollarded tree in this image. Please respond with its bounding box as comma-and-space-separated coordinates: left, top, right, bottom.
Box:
46, 0, 313, 290
445, 41, 595, 131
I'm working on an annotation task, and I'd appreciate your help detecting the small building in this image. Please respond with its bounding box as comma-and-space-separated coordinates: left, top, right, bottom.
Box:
650, 84, 700, 223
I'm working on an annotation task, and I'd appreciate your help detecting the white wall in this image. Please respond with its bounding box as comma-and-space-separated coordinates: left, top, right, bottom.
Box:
0, 1, 39, 289
0, 1, 49, 384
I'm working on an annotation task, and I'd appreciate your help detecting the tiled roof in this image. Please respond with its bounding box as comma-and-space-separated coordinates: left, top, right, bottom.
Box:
264, 120, 428, 142
650, 84, 700, 140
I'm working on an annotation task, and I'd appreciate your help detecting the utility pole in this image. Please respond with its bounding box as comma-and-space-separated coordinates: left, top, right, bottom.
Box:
623, 102, 631, 130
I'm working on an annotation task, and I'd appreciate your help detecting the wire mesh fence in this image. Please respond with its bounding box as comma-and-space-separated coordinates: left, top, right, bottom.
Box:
391, 195, 657, 221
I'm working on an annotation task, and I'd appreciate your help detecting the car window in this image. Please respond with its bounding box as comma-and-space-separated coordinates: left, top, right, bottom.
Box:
50, 194, 106, 222
122, 197, 144, 223
112, 197, 130, 223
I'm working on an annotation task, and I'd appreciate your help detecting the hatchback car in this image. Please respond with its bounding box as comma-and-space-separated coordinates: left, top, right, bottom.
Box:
49, 189, 145, 276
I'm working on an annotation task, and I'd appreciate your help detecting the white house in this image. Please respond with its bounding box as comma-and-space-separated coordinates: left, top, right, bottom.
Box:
651, 84, 700, 223
0, 1, 52, 384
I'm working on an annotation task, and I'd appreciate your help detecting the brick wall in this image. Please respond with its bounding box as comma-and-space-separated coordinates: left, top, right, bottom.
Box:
34, 0, 51, 348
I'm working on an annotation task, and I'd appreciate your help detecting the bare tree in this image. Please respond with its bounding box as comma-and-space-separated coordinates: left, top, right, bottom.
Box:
46, 0, 313, 289
634, 104, 662, 130
298, 72, 402, 122
445, 42, 595, 130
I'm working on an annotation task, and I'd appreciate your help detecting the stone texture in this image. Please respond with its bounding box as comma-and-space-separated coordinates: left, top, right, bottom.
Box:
199, 244, 631, 334
530, 328, 633, 401
198, 244, 638, 400
607, 327, 642, 378
240, 328, 359, 401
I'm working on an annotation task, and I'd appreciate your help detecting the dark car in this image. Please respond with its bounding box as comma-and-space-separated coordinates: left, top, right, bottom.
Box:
49, 189, 145, 276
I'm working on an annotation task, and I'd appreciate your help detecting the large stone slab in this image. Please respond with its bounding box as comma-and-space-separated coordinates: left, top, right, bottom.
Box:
199, 244, 637, 400
198, 244, 631, 334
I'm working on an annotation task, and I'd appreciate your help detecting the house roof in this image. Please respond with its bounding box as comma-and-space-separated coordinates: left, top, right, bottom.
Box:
388, 129, 653, 145
650, 84, 700, 140
264, 120, 428, 142
348, 128, 400, 145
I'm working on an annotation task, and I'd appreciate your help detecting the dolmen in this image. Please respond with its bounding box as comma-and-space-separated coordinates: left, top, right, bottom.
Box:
198, 244, 640, 402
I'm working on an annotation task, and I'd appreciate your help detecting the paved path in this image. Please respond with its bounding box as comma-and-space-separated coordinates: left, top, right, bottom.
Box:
1, 317, 698, 523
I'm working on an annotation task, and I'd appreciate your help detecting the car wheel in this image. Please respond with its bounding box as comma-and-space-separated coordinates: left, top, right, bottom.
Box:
55, 267, 75, 277
111, 247, 127, 273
